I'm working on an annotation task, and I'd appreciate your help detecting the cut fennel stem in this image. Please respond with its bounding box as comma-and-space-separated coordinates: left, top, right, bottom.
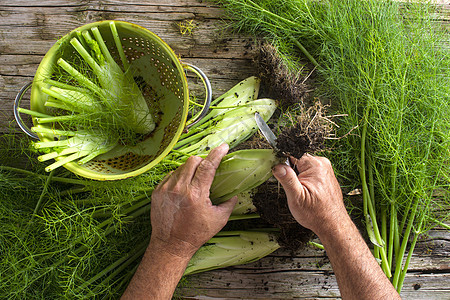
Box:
57, 22, 155, 134
28, 21, 156, 170
31, 127, 117, 172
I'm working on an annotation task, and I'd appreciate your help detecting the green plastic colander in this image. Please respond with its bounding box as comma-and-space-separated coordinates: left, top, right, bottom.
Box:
14, 20, 211, 180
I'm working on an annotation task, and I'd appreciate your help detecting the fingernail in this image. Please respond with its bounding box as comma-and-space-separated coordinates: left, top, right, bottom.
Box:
273, 165, 287, 177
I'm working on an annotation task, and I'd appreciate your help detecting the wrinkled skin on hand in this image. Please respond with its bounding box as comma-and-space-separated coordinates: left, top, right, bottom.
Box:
150, 144, 238, 258
273, 154, 402, 300
272, 154, 346, 236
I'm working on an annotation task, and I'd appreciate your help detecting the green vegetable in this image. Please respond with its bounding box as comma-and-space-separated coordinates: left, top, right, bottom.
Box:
31, 127, 117, 172
174, 76, 276, 157
190, 76, 262, 127
184, 230, 280, 275
211, 149, 279, 203
19, 21, 155, 170
62, 23, 155, 134
175, 76, 266, 151
41, 84, 101, 113
179, 99, 276, 154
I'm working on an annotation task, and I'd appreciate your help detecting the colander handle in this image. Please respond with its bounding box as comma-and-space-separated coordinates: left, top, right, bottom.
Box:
182, 63, 212, 129
13, 82, 39, 139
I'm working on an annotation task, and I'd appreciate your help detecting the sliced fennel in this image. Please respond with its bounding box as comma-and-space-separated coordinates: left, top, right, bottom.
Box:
193, 76, 262, 128
175, 76, 263, 148
174, 75, 276, 156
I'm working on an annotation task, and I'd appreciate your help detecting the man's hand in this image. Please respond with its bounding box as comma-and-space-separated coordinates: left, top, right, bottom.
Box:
272, 154, 346, 235
272, 154, 401, 300
122, 144, 238, 300
150, 143, 238, 258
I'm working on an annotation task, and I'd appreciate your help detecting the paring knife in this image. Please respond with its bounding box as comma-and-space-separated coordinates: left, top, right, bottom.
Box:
254, 112, 278, 150
254, 112, 296, 171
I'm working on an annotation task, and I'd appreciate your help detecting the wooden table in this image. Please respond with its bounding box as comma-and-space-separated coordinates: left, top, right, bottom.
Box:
1, 1, 448, 298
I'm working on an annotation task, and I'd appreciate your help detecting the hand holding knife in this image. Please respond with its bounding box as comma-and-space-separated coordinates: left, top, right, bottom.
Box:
254, 112, 299, 174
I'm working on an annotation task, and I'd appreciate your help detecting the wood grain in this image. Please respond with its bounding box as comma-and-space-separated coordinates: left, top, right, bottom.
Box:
0, 0, 448, 299
180, 231, 450, 299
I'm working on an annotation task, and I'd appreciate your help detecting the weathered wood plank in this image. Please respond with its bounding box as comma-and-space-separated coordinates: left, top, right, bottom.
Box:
179, 232, 450, 299
0, 9, 248, 58
0, 0, 219, 7
179, 265, 450, 299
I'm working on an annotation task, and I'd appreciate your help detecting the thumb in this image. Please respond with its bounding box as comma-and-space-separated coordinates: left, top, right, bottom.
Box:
272, 164, 305, 201
216, 195, 239, 218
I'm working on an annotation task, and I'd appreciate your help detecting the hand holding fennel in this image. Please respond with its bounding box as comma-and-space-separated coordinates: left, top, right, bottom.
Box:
121, 144, 399, 300
121, 144, 238, 299
216, 0, 450, 292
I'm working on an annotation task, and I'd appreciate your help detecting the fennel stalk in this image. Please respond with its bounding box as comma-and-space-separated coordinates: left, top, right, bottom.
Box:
216, 0, 450, 292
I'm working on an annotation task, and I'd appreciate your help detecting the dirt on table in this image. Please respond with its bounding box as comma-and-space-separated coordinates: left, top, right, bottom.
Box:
256, 42, 317, 109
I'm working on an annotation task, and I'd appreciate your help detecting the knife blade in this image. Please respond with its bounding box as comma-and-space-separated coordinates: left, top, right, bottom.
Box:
255, 112, 278, 150
255, 113, 297, 172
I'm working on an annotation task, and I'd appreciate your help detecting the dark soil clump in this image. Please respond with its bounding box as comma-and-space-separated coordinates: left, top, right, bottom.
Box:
276, 102, 333, 159
240, 41, 337, 250
253, 180, 313, 251
256, 42, 316, 109
276, 126, 311, 160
